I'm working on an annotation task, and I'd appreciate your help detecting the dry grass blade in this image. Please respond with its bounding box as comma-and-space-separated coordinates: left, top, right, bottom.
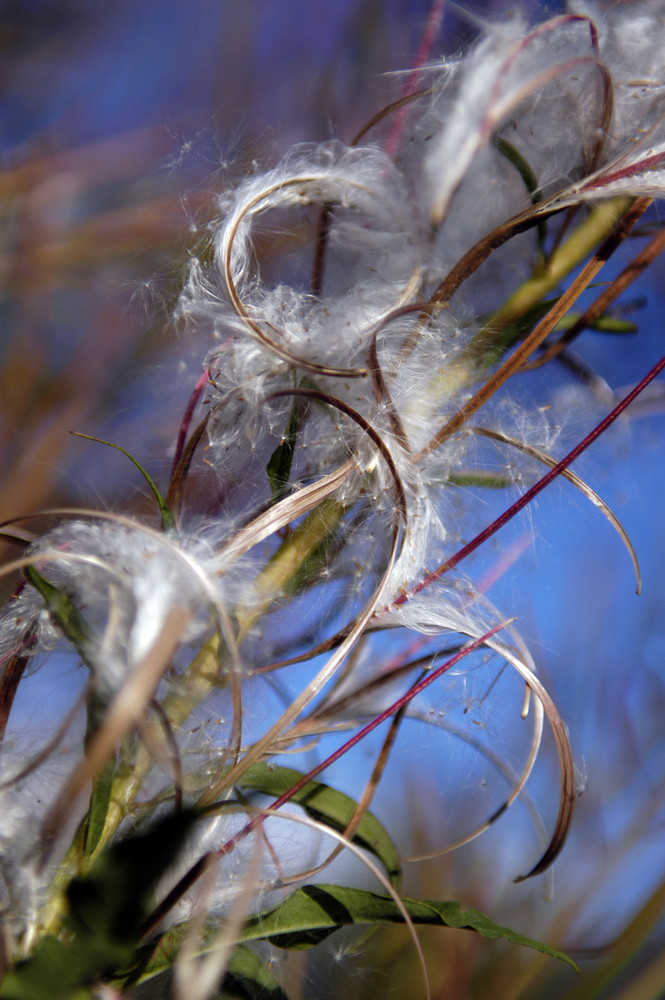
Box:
0, 506, 228, 617
0, 694, 85, 792
504, 15, 613, 174
198, 391, 409, 805
482, 636, 576, 880
223, 177, 371, 379
544, 108, 665, 208
141, 699, 185, 814
367, 304, 443, 452
429, 195, 638, 314
402, 347, 665, 611
265, 625, 518, 841
267, 386, 408, 515
469, 425, 641, 592
259, 810, 431, 1000
406, 672, 546, 863
306, 630, 546, 873
526, 221, 665, 370
352, 88, 433, 147
243, 805, 433, 1000
218, 458, 356, 569
405, 709, 549, 864
418, 197, 651, 456
0, 508, 249, 832
198, 511, 403, 806
431, 49, 612, 225
173, 832, 264, 1000
36, 607, 190, 862
278, 696, 406, 887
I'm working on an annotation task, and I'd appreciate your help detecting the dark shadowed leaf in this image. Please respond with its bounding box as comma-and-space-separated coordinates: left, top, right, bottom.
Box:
223, 944, 291, 1000
0, 811, 199, 1000
267, 398, 299, 504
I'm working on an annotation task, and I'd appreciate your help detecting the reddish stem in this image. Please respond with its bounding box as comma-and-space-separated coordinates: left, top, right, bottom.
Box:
170, 368, 209, 477
267, 621, 506, 809
142, 621, 506, 935
384, 0, 446, 159
397, 350, 665, 606
144, 358, 665, 936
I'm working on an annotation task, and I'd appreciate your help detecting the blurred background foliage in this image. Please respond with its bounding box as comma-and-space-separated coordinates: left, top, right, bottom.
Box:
2, 2, 665, 998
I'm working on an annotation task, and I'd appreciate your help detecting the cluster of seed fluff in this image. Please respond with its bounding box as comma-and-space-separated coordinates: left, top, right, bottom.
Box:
173, 4, 665, 605
2, 0, 665, 942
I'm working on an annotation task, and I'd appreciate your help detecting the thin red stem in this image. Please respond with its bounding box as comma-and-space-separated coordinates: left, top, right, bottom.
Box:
384, 0, 446, 159
170, 368, 209, 476
397, 350, 665, 605
266, 620, 507, 809
141, 621, 506, 935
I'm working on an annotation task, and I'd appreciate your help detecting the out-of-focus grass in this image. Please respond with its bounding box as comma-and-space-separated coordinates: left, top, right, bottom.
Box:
0, 129, 186, 525
0, 0, 434, 545
0, 4, 388, 555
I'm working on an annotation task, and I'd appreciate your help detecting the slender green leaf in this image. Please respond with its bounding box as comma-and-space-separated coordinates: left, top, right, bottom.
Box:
558, 312, 637, 333
447, 471, 513, 488
71, 431, 175, 530
21, 570, 117, 861
82, 757, 116, 859
236, 764, 401, 886
493, 137, 542, 206
493, 135, 547, 257
23, 565, 91, 650
472, 293, 636, 367
267, 398, 299, 504
124, 932, 290, 999
240, 884, 580, 972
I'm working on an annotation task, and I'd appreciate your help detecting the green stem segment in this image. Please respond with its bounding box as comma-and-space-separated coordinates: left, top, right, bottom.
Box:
477, 196, 634, 344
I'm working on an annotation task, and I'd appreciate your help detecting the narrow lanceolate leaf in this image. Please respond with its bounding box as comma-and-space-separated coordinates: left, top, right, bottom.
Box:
71, 431, 175, 531
126, 934, 289, 999
421, 197, 647, 455
235, 763, 401, 885
82, 757, 116, 860
239, 884, 580, 972
447, 471, 513, 489
267, 397, 299, 503
23, 565, 91, 651
557, 312, 637, 334
493, 136, 547, 256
